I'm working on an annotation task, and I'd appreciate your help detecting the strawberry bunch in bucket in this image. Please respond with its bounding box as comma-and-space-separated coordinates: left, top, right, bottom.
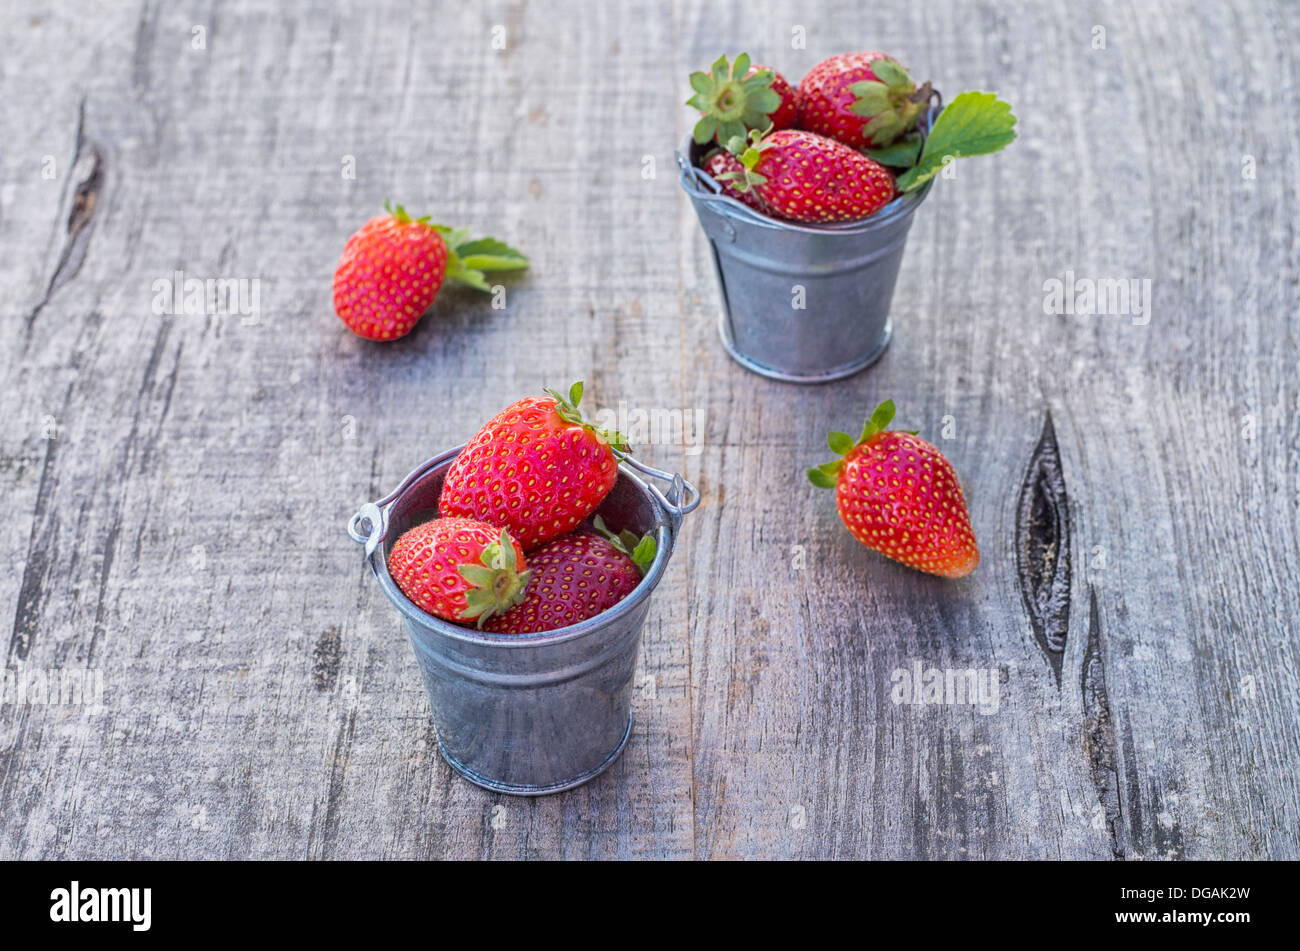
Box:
687, 51, 1016, 223
386, 383, 658, 634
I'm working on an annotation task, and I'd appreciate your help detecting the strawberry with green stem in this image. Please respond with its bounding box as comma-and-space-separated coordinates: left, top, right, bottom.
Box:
702, 148, 774, 214
332, 202, 528, 341
808, 400, 979, 579
718, 128, 896, 223
387, 518, 531, 627
439, 382, 628, 552
687, 53, 798, 146
797, 52, 932, 150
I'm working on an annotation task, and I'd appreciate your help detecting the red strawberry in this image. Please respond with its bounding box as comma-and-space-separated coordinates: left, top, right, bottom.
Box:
797, 52, 931, 150
703, 149, 773, 214
333, 203, 528, 341
808, 400, 978, 578
439, 382, 624, 552
482, 518, 655, 634
387, 518, 530, 626
721, 129, 896, 223
687, 53, 798, 146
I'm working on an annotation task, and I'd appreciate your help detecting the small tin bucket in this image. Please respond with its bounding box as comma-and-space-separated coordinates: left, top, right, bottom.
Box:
348, 446, 700, 796
677, 105, 938, 383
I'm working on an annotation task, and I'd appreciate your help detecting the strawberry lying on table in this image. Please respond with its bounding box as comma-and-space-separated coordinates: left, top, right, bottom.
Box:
808, 400, 979, 579
332, 202, 528, 341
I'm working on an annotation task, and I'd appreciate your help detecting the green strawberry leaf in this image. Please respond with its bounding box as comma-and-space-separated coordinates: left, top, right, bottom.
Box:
827, 431, 855, 455
593, 515, 657, 576
870, 58, 913, 89
848, 81, 894, 116
444, 256, 491, 292
432, 224, 471, 247
807, 467, 837, 489
433, 228, 530, 292
861, 399, 897, 442
866, 133, 923, 167
458, 564, 498, 587
630, 535, 657, 572
693, 115, 719, 144
746, 87, 782, 112
569, 381, 584, 407
895, 90, 1017, 192
457, 237, 530, 271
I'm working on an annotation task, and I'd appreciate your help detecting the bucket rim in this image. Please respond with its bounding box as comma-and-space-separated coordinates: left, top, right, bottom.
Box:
358, 446, 684, 649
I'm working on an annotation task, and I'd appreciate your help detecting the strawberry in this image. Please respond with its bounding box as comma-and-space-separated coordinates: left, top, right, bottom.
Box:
438, 382, 624, 552
796, 52, 931, 150
719, 128, 896, 223
687, 53, 798, 146
333, 202, 528, 341
481, 518, 655, 634
807, 400, 978, 579
387, 518, 530, 626
703, 149, 773, 214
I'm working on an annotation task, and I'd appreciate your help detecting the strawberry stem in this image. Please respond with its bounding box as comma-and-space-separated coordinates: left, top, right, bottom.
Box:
807, 399, 911, 488
457, 529, 531, 628
593, 515, 657, 576
544, 381, 630, 451
686, 53, 785, 145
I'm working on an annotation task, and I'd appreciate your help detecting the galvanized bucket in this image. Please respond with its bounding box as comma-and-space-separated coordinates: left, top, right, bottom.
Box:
348, 446, 700, 796
677, 106, 937, 383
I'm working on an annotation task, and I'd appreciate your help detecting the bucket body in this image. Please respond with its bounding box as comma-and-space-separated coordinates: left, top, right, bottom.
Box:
349, 447, 698, 795
678, 128, 934, 383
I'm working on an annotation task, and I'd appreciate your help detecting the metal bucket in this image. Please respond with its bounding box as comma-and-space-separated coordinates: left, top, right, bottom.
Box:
348, 446, 700, 796
677, 108, 937, 383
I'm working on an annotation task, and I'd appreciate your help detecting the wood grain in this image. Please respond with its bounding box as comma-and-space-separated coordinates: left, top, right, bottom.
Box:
0, 0, 1296, 859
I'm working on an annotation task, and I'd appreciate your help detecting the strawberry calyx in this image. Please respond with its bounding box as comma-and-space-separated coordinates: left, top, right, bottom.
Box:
806, 399, 919, 488
543, 381, 630, 452
382, 200, 529, 293
847, 58, 932, 148
592, 515, 656, 576
687, 53, 785, 145
714, 127, 774, 193
456, 528, 532, 628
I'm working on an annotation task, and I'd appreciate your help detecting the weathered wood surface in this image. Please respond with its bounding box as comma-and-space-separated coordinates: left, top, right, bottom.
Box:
1, 0, 1297, 859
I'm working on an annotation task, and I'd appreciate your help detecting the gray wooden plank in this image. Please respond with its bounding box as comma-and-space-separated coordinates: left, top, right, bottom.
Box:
0, 0, 1296, 859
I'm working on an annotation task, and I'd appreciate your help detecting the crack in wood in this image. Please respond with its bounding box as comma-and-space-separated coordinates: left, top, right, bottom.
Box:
26, 97, 105, 332
1014, 411, 1071, 683
1081, 587, 1125, 859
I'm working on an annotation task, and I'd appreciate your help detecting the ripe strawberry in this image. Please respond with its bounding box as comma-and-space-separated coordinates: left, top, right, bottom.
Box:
387, 518, 530, 626
808, 400, 978, 578
333, 203, 528, 341
687, 53, 798, 146
720, 129, 896, 223
482, 518, 655, 634
703, 149, 773, 214
797, 52, 931, 150
439, 382, 624, 552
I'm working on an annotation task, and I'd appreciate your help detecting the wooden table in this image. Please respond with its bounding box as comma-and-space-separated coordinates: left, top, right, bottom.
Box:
2, 0, 1296, 860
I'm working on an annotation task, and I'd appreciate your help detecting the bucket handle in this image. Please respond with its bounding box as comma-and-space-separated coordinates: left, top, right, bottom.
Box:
615, 451, 701, 536
347, 451, 454, 559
